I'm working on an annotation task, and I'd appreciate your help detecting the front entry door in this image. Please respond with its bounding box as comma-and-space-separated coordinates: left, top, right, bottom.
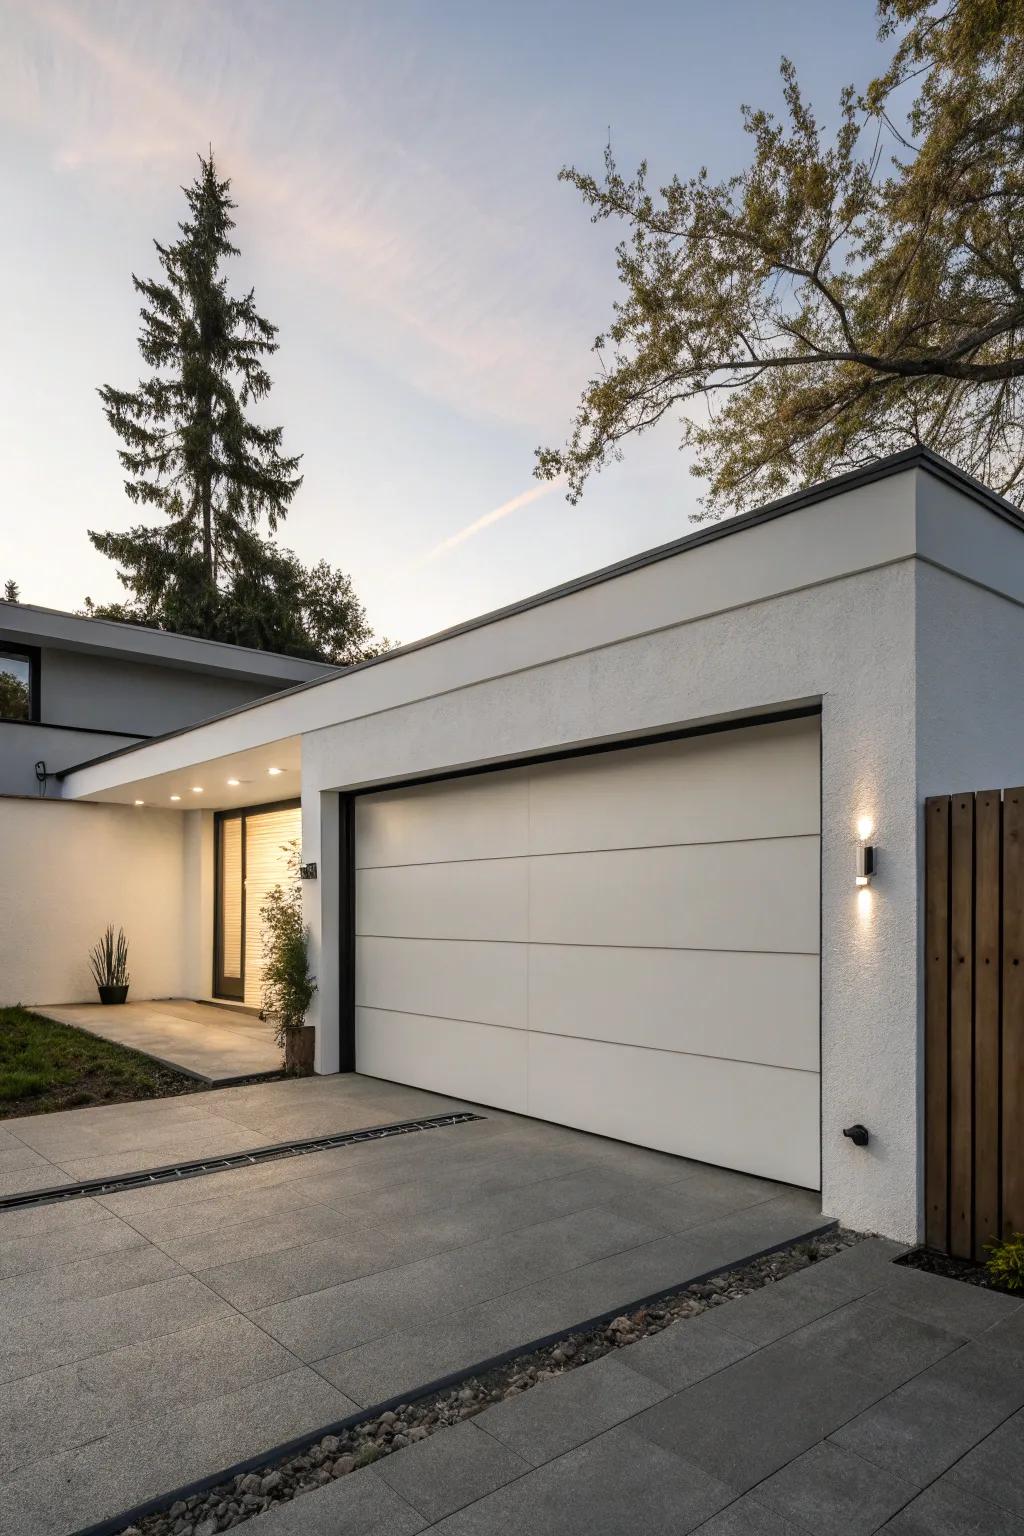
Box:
214, 802, 301, 1005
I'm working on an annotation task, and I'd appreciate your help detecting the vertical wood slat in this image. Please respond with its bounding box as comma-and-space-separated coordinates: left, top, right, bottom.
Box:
949, 794, 975, 1259
1003, 787, 1024, 1236
925, 796, 951, 1252
973, 791, 1002, 1258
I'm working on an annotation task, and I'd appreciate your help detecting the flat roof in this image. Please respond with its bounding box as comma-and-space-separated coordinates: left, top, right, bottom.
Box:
56, 447, 1024, 782
0, 600, 339, 684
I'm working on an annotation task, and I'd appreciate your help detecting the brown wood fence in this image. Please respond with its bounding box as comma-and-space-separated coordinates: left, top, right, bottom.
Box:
925, 788, 1024, 1260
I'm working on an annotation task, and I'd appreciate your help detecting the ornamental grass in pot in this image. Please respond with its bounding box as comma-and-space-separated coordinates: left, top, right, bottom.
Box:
261, 844, 317, 1075
89, 925, 130, 1004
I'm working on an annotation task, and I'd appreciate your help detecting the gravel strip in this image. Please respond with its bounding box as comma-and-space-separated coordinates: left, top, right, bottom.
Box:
119, 1226, 864, 1536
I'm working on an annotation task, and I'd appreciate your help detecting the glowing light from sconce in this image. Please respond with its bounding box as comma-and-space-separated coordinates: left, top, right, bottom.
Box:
134, 799, 145, 806
857, 815, 875, 841
857, 886, 872, 918
170, 794, 181, 802
227, 778, 240, 787
268, 766, 283, 776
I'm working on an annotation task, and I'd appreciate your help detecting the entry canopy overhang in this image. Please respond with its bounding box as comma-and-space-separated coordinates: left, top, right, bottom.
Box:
64, 736, 302, 812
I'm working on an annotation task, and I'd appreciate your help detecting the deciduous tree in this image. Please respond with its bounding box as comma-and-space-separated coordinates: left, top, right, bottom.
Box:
538, 0, 1024, 514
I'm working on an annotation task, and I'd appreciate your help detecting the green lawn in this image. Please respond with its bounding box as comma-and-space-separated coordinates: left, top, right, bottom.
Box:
0, 1006, 204, 1118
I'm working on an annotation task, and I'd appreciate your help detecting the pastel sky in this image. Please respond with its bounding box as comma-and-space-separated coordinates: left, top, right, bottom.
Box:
1, 1, 887, 646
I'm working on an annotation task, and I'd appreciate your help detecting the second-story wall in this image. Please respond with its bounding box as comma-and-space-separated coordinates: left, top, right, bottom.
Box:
38, 647, 295, 736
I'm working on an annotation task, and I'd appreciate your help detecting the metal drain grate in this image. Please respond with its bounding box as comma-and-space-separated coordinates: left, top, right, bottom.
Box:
0, 1111, 483, 1212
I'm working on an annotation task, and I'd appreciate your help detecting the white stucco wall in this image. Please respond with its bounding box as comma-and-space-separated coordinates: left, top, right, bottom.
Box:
299, 559, 920, 1239
0, 798, 191, 1006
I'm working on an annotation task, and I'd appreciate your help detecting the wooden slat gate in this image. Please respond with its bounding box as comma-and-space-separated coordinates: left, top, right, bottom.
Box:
925, 788, 1024, 1259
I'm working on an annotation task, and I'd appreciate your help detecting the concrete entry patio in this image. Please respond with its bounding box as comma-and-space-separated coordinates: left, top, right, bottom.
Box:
0, 1073, 825, 1535
35, 998, 281, 1083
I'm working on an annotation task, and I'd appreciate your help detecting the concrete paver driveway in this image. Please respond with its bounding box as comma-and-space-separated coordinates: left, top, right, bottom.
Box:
236, 1240, 1024, 1536
0, 1075, 825, 1536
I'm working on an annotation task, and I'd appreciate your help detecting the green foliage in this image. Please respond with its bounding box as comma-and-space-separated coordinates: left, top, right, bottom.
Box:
89, 152, 385, 665
260, 841, 317, 1047
0, 671, 29, 721
0, 1006, 199, 1117
985, 1230, 1024, 1291
539, 0, 1024, 514
88, 925, 130, 990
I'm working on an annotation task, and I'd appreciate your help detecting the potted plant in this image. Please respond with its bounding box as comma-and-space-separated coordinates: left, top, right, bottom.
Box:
261, 844, 317, 1074
89, 925, 130, 1004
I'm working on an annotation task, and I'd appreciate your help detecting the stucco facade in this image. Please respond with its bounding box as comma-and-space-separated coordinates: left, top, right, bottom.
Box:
33, 450, 1024, 1245
0, 601, 336, 796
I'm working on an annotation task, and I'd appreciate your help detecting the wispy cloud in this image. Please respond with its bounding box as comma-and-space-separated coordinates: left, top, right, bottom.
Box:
4, 0, 601, 432
418, 477, 565, 564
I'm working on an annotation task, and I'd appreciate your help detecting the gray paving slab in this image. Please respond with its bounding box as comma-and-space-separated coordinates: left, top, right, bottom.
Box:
0, 1272, 234, 1383
781, 1295, 965, 1387
429, 1424, 737, 1535
0, 1312, 296, 1478
160, 1200, 359, 1273
752, 1441, 914, 1535
0, 1193, 107, 1238
475, 1352, 668, 1465
691, 1501, 805, 1535
975, 1302, 1024, 1364
874, 1264, 1021, 1338
0, 1206, 147, 1280
621, 1309, 757, 1390
373, 1420, 530, 1522
241, 1466, 425, 1535
879, 1479, 1024, 1534
0, 1367, 354, 1536
830, 1339, 1024, 1487
256, 1206, 666, 1361
633, 1338, 886, 1491
0, 1244, 182, 1323
947, 1408, 1024, 1519
697, 1238, 904, 1348
315, 1196, 825, 1406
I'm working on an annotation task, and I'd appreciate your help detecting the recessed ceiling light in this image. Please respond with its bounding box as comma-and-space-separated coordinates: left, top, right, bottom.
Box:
192, 786, 203, 794
134, 799, 145, 806
268, 766, 283, 776
170, 794, 181, 802
226, 778, 240, 787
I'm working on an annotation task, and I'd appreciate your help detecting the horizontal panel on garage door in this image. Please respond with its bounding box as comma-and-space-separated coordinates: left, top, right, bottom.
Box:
354, 714, 821, 1187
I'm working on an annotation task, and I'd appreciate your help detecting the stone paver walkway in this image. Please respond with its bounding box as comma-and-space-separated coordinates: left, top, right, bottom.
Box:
0, 1075, 826, 1535
236, 1239, 1024, 1536
35, 998, 281, 1083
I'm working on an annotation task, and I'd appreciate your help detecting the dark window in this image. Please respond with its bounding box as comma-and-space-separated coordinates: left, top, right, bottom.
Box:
0, 647, 37, 721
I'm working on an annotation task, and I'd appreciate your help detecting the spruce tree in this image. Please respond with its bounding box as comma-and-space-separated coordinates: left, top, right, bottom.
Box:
91, 153, 303, 637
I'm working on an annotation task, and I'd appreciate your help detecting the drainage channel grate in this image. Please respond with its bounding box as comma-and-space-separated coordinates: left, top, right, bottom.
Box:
0, 1112, 484, 1212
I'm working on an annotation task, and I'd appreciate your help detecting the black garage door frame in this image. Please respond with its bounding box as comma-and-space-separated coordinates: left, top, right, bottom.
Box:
336, 702, 823, 1087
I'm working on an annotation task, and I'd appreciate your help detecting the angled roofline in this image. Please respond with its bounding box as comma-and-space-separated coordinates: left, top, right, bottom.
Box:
57, 447, 1024, 782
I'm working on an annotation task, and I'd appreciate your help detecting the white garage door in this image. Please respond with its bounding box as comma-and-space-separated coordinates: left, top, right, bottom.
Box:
354, 715, 820, 1187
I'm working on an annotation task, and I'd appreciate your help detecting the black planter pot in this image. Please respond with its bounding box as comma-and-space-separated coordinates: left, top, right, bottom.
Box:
97, 985, 129, 1005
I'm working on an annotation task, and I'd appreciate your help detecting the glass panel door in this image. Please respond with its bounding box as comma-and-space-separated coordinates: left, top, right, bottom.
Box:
213, 803, 302, 1004
242, 806, 301, 1008
215, 814, 245, 1000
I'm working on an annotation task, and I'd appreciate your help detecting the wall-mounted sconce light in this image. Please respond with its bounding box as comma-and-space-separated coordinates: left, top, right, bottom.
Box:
856, 815, 876, 886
